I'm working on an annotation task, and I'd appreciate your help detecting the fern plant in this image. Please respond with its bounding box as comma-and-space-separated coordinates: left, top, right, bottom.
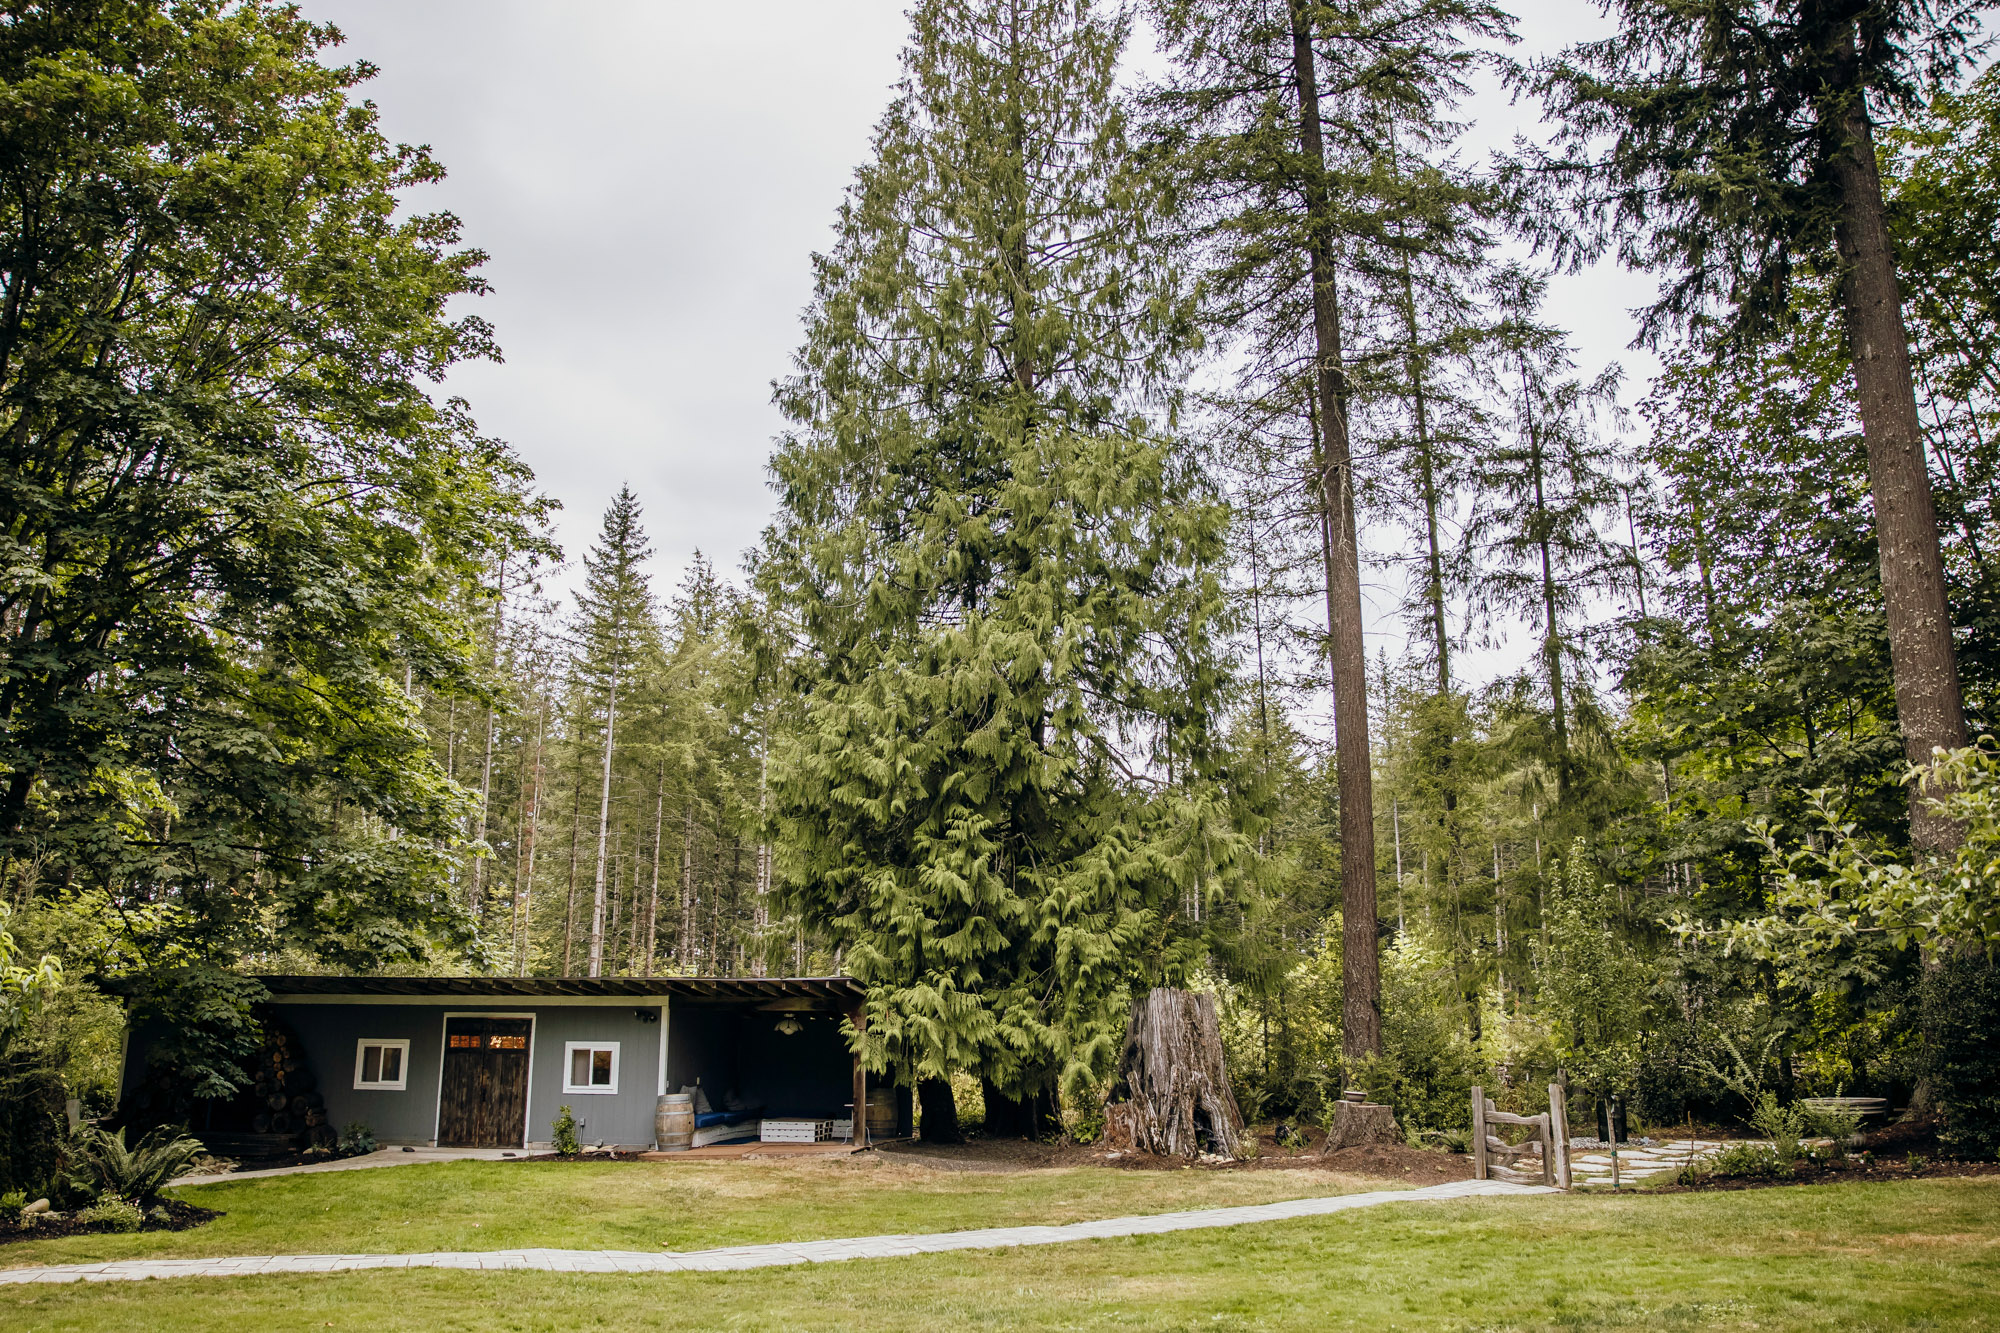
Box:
67, 1126, 206, 1205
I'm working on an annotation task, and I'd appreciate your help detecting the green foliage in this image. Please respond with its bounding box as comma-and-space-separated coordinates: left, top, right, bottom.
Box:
1708, 1140, 1794, 1181
1917, 953, 2000, 1160
0, 904, 61, 1054
0, 0, 551, 979
1522, 0, 1983, 340
1747, 1093, 1806, 1163
0, 1190, 24, 1226
65, 1126, 206, 1207
338, 1123, 378, 1157
551, 1105, 579, 1158
1535, 845, 1647, 1100
76, 1192, 144, 1233
1707, 747, 2000, 1077
758, 0, 1243, 1105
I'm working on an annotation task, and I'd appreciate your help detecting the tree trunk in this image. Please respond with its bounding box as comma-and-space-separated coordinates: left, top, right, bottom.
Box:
918, 1077, 962, 1144
587, 675, 618, 978
645, 768, 664, 978
515, 698, 544, 977
1521, 359, 1572, 802
979, 1078, 1061, 1141
1104, 988, 1245, 1160
1289, 0, 1381, 1060
1829, 81, 1968, 853
680, 801, 696, 972
562, 752, 584, 976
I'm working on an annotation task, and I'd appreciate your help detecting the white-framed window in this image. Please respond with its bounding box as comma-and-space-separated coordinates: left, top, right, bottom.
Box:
563, 1042, 619, 1095
354, 1039, 410, 1091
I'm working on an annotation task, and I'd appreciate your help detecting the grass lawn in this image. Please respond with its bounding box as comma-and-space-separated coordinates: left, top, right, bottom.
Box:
0, 1171, 1994, 1330
0, 1155, 1389, 1268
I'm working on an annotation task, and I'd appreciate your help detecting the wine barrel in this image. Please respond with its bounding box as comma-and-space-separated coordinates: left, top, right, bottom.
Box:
866, 1089, 897, 1139
656, 1094, 695, 1152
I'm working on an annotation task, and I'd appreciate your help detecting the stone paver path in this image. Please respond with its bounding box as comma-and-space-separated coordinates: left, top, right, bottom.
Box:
0, 1178, 1553, 1286
1491, 1138, 1741, 1188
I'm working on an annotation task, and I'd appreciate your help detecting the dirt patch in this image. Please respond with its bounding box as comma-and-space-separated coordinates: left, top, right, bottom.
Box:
0, 1198, 220, 1248
874, 1126, 1473, 1182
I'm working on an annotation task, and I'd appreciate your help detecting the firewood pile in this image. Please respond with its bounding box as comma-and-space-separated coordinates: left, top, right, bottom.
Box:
250, 1026, 334, 1149
1101, 988, 1245, 1160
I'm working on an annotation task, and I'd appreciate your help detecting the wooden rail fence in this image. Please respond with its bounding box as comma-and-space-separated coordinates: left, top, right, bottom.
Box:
1471, 1084, 1571, 1190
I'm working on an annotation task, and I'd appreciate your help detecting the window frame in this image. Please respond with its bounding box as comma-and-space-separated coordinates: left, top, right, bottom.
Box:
353, 1038, 412, 1091
561, 1041, 620, 1095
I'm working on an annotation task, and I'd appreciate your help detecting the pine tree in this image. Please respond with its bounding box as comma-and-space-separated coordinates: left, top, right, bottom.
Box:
571, 486, 659, 978
758, 0, 1241, 1129
1145, 0, 1512, 1061
1463, 268, 1629, 816
1523, 0, 1983, 852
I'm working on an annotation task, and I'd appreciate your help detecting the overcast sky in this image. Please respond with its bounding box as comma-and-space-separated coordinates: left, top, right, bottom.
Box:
310, 0, 1658, 689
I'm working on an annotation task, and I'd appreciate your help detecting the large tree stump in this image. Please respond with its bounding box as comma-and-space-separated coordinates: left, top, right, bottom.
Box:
1103, 989, 1245, 1159
1321, 1099, 1399, 1153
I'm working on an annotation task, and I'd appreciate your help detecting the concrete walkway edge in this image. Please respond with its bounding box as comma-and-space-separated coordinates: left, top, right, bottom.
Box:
0, 1179, 1554, 1286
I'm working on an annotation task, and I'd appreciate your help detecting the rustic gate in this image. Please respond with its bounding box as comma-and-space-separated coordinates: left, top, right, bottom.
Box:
437, 1016, 532, 1148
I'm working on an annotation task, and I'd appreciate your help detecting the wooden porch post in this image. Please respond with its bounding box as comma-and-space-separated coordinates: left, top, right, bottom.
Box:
850, 1007, 869, 1149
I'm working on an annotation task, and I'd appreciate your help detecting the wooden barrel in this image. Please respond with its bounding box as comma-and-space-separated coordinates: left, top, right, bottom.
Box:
865, 1089, 897, 1139
656, 1094, 695, 1152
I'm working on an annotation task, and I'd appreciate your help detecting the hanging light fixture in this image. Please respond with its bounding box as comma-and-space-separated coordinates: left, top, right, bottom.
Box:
774, 1016, 802, 1036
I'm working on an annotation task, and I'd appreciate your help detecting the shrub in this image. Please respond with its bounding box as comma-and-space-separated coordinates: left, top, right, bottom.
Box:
65, 1126, 206, 1205
0, 1190, 23, 1226
338, 1122, 377, 1156
1919, 952, 2000, 1160
551, 1105, 580, 1158
1798, 1103, 1863, 1154
1748, 1093, 1806, 1164
77, 1192, 143, 1233
1709, 1141, 1793, 1180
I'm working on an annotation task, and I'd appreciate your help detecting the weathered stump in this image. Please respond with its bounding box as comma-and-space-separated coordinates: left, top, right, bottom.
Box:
1320, 1099, 1399, 1152
1103, 989, 1244, 1159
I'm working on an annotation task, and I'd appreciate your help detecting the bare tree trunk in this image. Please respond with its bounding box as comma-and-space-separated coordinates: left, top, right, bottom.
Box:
680, 800, 696, 972
515, 697, 545, 976
754, 747, 771, 978
588, 676, 618, 977
1829, 85, 1968, 854
645, 766, 664, 978
1520, 359, 1573, 801
562, 749, 584, 976
1290, 0, 1382, 1061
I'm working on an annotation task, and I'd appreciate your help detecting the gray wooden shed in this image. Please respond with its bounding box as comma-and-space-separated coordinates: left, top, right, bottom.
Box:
120, 975, 908, 1152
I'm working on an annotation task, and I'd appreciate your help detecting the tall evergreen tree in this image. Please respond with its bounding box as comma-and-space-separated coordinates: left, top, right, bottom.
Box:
1145, 0, 1512, 1060
1463, 268, 1629, 815
757, 0, 1240, 1131
1523, 0, 1984, 851
571, 486, 658, 977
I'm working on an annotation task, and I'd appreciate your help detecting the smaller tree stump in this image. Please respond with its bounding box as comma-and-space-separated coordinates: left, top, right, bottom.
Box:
1321, 1100, 1399, 1152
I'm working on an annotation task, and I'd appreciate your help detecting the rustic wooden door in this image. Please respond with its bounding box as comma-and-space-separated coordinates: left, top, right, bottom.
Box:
437, 1017, 531, 1148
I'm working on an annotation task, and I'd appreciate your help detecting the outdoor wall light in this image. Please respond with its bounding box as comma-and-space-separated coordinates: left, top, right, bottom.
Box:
774, 1016, 803, 1036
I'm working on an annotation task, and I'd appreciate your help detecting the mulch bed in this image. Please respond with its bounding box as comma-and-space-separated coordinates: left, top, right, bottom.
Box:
0, 1198, 221, 1248
520, 1150, 650, 1163
875, 1126, 1475, 1182
1648, 1155, 2000, 1193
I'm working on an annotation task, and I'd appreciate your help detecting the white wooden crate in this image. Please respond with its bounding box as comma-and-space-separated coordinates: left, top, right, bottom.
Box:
760, 1118, 832, 1143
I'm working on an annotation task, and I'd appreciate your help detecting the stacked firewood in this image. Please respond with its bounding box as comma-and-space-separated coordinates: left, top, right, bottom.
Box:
249, 1027, 335, 1149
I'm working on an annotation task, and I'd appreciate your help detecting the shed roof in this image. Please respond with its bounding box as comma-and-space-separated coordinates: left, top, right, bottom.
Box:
249, 974, 865, 1008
